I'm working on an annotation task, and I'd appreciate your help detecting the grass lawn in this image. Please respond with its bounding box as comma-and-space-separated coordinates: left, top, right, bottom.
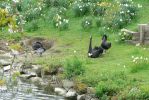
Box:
1, 0, 149, 98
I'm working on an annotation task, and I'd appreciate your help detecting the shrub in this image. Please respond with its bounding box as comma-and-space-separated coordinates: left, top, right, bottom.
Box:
118, 31, 132, 42
25, 20, 39, 32
64, 56, 85, 79
93, 2, 111, 16
81, 17, 93, 30
95, 71, 129, 98
96, 17, 102, 27
20, 0, 44, 22
44, 0, 69, 8
102, 0, 140, 29
95, 81, 118, 97
52, 14, 69, 31
72, 2, 91, 17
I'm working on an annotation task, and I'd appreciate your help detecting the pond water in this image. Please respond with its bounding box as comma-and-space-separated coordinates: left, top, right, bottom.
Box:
0, 70, 64, 100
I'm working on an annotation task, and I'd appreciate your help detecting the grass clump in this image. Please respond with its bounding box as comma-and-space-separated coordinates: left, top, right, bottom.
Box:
130, 56, 149, 73
64, 56, 85, 79
95, 71, 130, 98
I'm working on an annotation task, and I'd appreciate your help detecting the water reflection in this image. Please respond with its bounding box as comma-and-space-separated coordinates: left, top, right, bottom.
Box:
0, 71, 64, 100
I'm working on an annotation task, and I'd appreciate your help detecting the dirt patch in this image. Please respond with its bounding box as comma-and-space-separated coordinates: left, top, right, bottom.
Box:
21, 37, 55, 50
0, 40, 9, 51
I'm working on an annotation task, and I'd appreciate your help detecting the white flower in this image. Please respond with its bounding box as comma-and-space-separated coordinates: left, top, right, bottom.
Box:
120, 19, 123, 22
12, 0, 19, 3
74, 50, 76, 53
138, 4, 142, 8
136, 43, 140, 47
59, 21, 62, 25
65, 19, 69, 23
131, 56, 134, 58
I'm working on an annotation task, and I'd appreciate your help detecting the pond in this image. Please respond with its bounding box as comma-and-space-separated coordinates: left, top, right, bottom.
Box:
0, 70, 64, 100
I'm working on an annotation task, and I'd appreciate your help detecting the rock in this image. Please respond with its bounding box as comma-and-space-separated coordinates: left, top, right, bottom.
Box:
33, 65, 42, 77
65, 89, 77, 100
0, 50, 6, 54
77, 94, 86, 100
62, 79, 74, 91
87, 87, 96, 94
0, 53, 12, 59
0, 59, 11, 66
91, 98, 99, 100
12, 62, 23, 69
30, 77, 43, 83
54, 87, 67, 96
0, 86, 7, 92
19, 72, 36, 79
3, 65, 11, 72
84, 95, 92, 100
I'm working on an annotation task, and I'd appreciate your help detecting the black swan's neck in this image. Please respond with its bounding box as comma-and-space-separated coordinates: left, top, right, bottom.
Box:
88, 36, 92, 53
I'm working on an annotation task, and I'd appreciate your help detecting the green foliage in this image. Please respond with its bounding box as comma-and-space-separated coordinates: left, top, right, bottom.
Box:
25, 20, 39, 32
118, 31, 132, 42
52, 14, 69, 31
96, 17, 102, 27
44, 0, 69, 8
64, 56, 85, 79
130, 56, 149, 73
20, 0, 44, 22
72, 2, 91, 17
81, 17, 93, 30
103, 0, 139, 29
95, 71, 130, 98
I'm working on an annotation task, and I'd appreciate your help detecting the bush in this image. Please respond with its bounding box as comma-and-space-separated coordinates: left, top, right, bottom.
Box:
95, 71, 129, 98
20, 0, 44, 22
72, 2, 91, 17
102, 0, 140, 29
96, 81, 118, 97
25, 20, 39, 32
44, 0, 69, 8
118, 31, 132, 42
96, 17, 102, 27
52, 14, 69, 31
64, 56, 85, 79
81, 17, 93, 30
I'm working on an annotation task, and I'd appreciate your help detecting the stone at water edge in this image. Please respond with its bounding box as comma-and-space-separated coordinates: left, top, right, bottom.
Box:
65, 89, 77, 99
62, 79, 74, 91
30, 77, 43, 83
0, 86, 7, 91
3, 65, 11, 72
54, 87, 67, 96
19, 72, 36, 80
0, 59, 11, 66
77, 94, 86, 100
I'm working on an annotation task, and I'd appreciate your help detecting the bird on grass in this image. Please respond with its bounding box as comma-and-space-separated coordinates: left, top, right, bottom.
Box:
88, 35, 103, 58
101, 34, 111, 52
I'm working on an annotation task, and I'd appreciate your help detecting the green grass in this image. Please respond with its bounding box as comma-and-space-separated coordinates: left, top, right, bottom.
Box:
25, 0, 149, 93
1, 0, 149, 98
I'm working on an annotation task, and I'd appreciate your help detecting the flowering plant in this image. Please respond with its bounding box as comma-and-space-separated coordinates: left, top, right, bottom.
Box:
52, 14, 69, 31
118, 31, 132, 41
81, 17, 92, 30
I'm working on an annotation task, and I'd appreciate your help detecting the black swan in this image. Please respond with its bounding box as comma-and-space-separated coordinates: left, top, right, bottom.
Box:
88, 35, 103, 58
32, 41, 46, 56
101, 35, 111, 51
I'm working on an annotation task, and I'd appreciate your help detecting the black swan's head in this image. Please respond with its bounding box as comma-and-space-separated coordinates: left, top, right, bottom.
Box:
102, 34, 107, 41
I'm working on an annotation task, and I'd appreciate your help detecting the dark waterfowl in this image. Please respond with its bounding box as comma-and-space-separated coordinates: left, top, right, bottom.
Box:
88, 35, 103, 58
101, 35, 111, 51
